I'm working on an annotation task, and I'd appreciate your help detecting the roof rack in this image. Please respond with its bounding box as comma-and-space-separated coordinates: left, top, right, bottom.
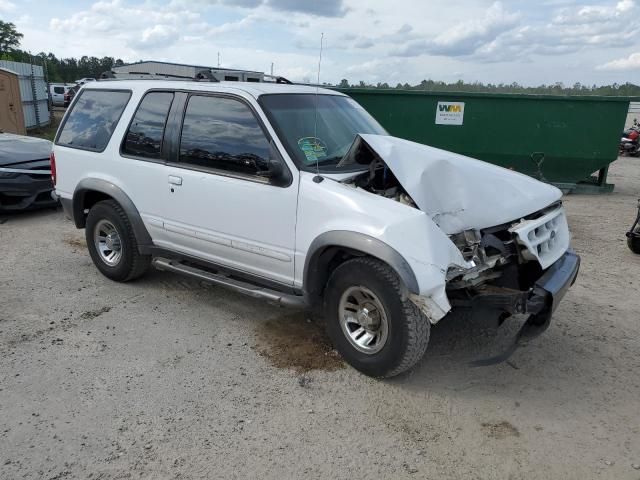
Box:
262, 74, 293, 84
99, 69, 294, 85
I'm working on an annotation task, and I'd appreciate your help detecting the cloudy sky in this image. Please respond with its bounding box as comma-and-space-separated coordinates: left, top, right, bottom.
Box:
1, 0, 639, 86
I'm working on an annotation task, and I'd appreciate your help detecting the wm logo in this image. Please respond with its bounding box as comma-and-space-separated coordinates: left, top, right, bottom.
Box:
439, 104, 462, 113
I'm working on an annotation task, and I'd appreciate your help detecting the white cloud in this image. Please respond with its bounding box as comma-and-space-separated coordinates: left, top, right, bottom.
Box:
134, 25, 180, 49
391, 2, 520, 57
5, 0, 640, 87
0, 0, 15, 12
199, 0, 347, 16
597, 52, 640, 70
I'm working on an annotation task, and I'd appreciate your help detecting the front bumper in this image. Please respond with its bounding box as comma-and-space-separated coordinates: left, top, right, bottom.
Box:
467, 249, 580, 320
466, 250, 580, 366
0, 174, 57, 211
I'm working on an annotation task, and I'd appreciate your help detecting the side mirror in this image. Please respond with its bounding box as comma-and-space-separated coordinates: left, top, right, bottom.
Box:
255, 142, 291, 186
256, 159, 286, 183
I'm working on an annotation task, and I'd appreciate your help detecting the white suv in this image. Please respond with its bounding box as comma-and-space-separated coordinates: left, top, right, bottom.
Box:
52, 80, 579, 377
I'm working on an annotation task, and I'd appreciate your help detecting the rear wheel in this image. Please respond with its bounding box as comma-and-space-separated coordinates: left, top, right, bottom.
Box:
323, 257, 430, 378
85, 200, 151, 281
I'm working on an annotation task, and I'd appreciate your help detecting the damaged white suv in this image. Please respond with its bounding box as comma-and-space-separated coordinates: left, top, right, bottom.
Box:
52, 80, 579, 377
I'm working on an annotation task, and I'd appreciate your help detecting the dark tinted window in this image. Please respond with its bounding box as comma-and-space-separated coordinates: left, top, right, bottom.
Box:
224, 76, 239, 81
179, 95, 271, 176
53, 86, 65, 94
122, 92, 174, 159
57, 90, 131, 151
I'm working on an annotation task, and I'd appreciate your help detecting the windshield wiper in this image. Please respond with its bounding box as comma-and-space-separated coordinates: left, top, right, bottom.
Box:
315, 155, 344, 166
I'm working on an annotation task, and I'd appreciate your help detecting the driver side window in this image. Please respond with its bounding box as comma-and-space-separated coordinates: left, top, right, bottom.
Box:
178, 95, 272, 177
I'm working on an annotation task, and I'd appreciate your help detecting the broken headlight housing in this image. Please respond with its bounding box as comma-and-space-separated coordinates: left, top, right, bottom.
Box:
446, 229, 509, 288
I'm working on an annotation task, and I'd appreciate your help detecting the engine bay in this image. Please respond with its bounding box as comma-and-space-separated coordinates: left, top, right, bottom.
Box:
341, 137, 417, 208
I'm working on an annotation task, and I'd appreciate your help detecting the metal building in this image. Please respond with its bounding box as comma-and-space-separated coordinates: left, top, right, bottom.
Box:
111, 61, 264, 82
0, 60, 50, 133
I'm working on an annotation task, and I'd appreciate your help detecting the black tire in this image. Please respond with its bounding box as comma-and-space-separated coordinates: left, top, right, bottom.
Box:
628, 228, 640, 254
85, 200, 151, 282
323, 257, 430, 378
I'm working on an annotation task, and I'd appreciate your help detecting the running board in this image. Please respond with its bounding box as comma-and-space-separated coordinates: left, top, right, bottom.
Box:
152, 257, 307, 308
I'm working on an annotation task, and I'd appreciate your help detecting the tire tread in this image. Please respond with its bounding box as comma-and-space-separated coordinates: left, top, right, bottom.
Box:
325, 256, 430, 378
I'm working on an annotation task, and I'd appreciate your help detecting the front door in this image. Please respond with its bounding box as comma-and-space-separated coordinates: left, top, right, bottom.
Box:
157, 93, 298, 286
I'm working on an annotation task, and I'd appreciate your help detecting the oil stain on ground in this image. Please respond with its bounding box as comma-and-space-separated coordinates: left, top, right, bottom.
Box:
481, 420, 520, 439
254, 312, 344, 373
64, 235, 86, 250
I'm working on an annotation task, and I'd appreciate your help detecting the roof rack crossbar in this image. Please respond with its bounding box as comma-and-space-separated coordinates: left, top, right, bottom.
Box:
263, 74, 293, 84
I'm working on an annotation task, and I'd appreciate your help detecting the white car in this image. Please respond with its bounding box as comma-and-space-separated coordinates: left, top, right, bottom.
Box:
51, 80, 579, 377
49, 84, 71, 107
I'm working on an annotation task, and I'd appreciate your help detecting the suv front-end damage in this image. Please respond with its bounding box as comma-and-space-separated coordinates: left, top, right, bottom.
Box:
338, 133, 580, 340
445, 204, 579, 332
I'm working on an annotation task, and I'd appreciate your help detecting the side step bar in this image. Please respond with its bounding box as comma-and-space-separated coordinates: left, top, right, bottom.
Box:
152, 257, 307, 308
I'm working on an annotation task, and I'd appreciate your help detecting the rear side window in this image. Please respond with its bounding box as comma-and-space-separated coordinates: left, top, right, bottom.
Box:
57, 90, 131, 152
178, 95, 271, 176
122, 92, 174, 159
53, 86, 64, 94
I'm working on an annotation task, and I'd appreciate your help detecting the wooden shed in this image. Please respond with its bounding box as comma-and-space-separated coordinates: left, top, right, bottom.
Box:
0, 67, 27, 135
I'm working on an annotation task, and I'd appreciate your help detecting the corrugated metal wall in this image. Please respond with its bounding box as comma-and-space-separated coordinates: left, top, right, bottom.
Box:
0, 60, 50, 129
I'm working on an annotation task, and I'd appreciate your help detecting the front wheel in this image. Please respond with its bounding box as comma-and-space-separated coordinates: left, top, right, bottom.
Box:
323, 257, 430, 378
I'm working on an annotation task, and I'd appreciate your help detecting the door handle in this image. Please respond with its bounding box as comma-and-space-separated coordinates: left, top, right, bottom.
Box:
168, 175, 183, 186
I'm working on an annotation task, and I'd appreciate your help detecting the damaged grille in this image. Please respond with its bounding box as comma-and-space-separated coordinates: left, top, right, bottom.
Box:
508, 206, 570, 269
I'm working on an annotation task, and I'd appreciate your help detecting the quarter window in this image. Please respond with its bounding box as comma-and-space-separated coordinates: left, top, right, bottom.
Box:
178, 95, 272, 176
122, 92, 174, 159
56, 90, 131, 152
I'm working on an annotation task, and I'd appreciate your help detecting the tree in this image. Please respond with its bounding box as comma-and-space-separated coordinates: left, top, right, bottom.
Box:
0, 20, 23, 54
338, 78, 349, 88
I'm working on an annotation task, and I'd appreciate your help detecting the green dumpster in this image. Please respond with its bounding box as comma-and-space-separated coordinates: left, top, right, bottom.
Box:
335, 88, 637, 193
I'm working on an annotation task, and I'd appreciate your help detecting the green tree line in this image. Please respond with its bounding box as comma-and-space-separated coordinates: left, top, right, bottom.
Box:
337, 79, 640, 97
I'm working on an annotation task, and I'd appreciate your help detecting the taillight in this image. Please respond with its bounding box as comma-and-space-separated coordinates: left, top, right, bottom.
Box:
50, 151, 57, 186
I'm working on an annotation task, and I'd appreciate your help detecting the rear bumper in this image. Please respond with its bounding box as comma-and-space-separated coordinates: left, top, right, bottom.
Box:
0, 175, 57, 211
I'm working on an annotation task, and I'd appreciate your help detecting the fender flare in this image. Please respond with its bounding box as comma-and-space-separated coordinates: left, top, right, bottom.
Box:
303, 230, 419, 298
72, 178, 153, 249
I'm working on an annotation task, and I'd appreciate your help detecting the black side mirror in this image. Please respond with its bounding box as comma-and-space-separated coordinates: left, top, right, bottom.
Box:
254, 142, 291, 186
256, 158, 284, 181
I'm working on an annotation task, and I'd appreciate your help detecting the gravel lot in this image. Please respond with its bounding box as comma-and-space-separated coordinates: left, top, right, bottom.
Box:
1, 158, 640, 479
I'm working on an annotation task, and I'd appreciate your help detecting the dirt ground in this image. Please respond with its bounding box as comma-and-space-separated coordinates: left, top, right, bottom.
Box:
1, 158, 640, 479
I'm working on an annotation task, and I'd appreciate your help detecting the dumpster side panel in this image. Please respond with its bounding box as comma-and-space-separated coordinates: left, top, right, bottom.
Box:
337, 89, 630, 185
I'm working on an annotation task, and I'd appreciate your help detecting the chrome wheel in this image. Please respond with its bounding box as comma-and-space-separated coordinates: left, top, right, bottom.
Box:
338, 286, 389, 354
94, 219, 123, 267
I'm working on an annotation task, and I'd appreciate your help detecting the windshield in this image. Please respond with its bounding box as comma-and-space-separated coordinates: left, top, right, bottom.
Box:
259, 94, 387, 172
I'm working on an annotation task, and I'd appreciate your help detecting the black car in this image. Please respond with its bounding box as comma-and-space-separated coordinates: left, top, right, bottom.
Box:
0, 133, 57, 211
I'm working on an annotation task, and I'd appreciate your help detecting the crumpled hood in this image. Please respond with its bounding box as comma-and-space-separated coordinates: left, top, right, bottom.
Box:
0, 133, 52, 166
360, 134, 562, 234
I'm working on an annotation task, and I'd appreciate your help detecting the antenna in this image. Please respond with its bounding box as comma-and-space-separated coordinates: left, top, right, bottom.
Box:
313, 33, 324, 182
